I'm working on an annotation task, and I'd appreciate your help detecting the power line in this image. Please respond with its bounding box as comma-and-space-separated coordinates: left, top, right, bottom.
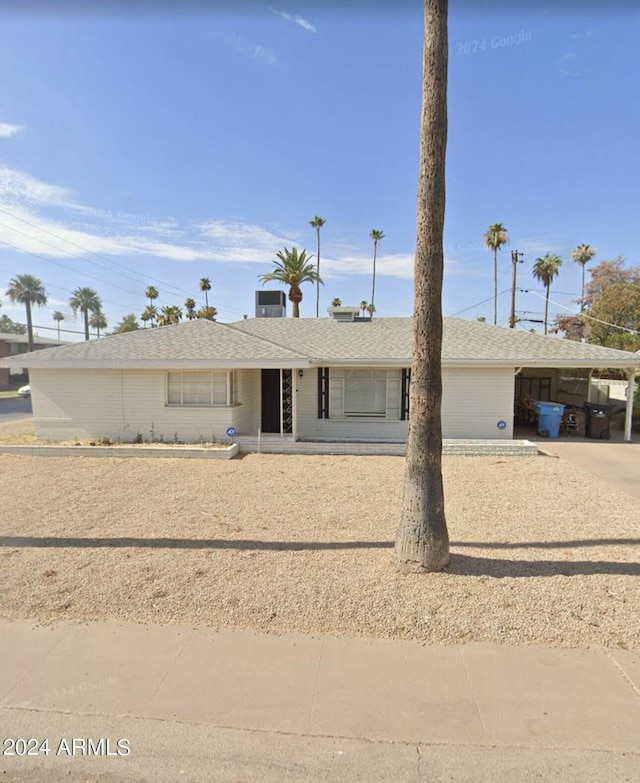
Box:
0, 206, 197, 300
526, 289, 640, 336
448, 288, 511, 317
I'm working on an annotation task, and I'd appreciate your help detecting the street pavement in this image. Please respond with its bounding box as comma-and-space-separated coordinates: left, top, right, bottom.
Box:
0, 396, 32, 424
1, 619, 639, 782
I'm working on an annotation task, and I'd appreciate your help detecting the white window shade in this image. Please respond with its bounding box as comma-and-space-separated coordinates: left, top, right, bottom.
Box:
329, 369, 401, 420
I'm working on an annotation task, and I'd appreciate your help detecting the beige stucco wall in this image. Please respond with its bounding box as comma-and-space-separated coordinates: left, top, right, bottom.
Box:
294, 365, 515, 440
30, 368, 243, 442
30, 363, 517, 443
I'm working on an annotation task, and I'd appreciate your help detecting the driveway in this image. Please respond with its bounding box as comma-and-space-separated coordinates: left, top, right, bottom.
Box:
0, 395, 32, 423
537, 439, 640, 500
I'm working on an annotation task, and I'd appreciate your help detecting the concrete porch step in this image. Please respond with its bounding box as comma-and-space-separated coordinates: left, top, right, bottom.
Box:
235, 438, 538, 457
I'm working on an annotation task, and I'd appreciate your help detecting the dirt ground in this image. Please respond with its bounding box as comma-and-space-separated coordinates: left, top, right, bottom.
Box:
0, 445, 638, 649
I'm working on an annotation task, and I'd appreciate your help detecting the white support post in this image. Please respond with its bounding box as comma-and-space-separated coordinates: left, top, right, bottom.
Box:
624, 370, 636, 443
279, 368, 284, 438
586, 369, 593, 402
292, 370, 298, 442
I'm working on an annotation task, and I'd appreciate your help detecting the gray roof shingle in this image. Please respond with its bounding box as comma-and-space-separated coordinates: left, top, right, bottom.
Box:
3, 316, 639, 369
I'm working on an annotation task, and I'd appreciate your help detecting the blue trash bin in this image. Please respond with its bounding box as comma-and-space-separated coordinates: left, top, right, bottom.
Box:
533, 401, 566, 438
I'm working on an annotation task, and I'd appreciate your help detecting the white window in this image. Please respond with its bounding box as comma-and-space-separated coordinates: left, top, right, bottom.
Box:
329, 369, 401, 419
167, 371, 237, 406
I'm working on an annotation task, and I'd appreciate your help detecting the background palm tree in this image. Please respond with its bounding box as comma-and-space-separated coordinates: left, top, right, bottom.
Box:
360, 300, 368, 316
184, 298, 197, 320
89, 310, 108, 338
571, 243, 596, 310
199, 278, 212, 308
370, 229, 385, 314
331, 297, 342, 307
196, 305, 217, 321
310, 215, 326, 318
532, 253, 562, 334
5, 274, 48, 352
52, 310, 65, 340
69, 287, 102, 341
366, 303, 375, 318
483, 222, 508, 325
156, 305, 183, 326
141, 305, 157, 328
395, 0, 449, 573
259, 247, 322, 318
145, 285, 159, 309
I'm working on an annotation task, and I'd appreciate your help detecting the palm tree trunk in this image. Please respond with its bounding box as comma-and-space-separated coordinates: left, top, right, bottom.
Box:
544, 285, 550, 335
371, 242, 377, 315
316, 230, 321, 318
83, 309, 90, 341
395, 0, 449, 572
292, 300, 300, 317
581, 264, 586, 311
25, 302, 34, 353
494, 248, 498, 325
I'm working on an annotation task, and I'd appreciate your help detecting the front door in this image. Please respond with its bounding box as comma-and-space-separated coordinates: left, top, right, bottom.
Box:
261, 369, 281, 433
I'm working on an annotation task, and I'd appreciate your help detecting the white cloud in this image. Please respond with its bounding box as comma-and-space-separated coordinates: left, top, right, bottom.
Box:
230, 35, 277, 65
269, 6, 317, 33
560, 52, 576, 61
0, 123, 24, 139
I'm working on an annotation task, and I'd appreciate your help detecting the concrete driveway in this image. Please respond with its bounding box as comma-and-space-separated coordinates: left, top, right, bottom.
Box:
537, 439, 640, 500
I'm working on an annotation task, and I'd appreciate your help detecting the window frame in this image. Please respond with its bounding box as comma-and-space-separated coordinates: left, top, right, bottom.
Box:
166, 370, 239, 407
327, 368, 402, 421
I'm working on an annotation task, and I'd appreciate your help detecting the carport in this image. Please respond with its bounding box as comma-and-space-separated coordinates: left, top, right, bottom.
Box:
514, 364, 637, 442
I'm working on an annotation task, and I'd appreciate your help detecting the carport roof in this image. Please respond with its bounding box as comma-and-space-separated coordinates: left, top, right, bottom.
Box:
2, 316, 639, 370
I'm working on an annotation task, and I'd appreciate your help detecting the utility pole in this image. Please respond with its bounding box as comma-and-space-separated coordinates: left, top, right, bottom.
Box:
509, 250, 524, 328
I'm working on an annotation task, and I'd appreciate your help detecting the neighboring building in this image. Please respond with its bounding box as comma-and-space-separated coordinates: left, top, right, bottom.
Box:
0, 332, 67, 387
2, 313, 638, 444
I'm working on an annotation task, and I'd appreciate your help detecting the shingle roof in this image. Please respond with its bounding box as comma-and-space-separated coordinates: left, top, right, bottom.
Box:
3, 316, 638, 369
0, 332, 66, 346
230, 316, 640, 368
2, 318, 304, 369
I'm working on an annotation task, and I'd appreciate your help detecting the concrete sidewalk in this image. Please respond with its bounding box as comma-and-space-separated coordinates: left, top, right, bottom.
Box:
1, 619, 639, 782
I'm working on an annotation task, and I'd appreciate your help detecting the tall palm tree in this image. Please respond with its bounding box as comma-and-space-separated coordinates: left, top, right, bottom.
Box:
141, 305, 157, 328
184, 298, 197, 320
370, 229, 385, 314
199, 278, 212, 308
571, 243, 596, 311
360, 300, 368, 317
156, 305, 183, 326
395, 0, 449, 572
310, 215, 326, 318
532, 253, 562, 334
5, 274, 48, 352
145, 285, 159, 309
52, 310, 64, 340
69, 287, 102, 341
259, 247, 322, 318
483, 223, 508, 325
89, 310, 108, 338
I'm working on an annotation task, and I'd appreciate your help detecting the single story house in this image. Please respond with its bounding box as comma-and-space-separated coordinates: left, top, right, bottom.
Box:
3, 309, 639, 444
0, 331, 67, 387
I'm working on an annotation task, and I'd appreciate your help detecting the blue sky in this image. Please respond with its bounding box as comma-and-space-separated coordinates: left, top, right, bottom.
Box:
0, 1, 638, 340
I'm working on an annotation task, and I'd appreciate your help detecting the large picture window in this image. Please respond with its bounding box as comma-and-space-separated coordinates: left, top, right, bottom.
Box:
328, 369, 401, 419
167, 371, 237, 406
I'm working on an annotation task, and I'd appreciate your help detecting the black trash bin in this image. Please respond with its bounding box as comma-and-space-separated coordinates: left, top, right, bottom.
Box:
583, 402, 616, 439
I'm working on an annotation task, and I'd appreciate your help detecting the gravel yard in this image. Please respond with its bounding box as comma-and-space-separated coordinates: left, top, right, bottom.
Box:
0, 451, 638, 648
